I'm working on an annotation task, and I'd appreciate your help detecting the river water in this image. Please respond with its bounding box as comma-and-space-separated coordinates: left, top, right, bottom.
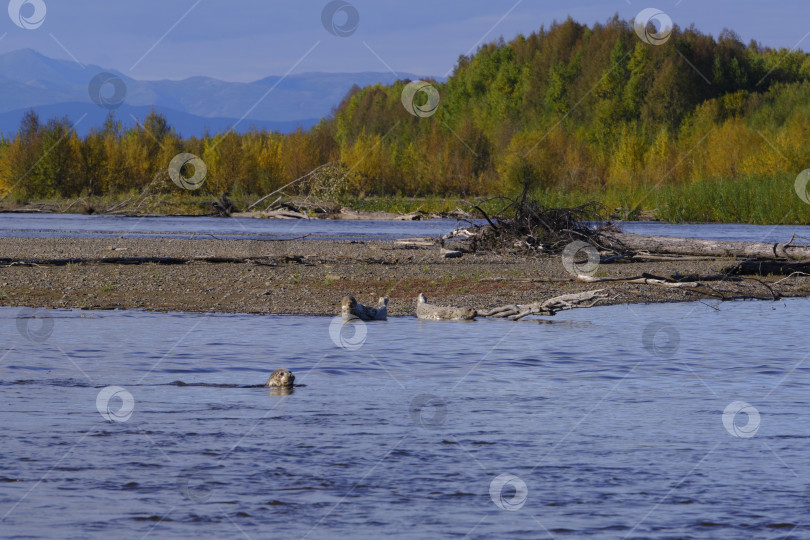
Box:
3, 212, 810, 242
2, 299, 809, 539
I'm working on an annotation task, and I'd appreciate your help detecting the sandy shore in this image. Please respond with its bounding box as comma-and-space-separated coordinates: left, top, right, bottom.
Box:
0, 236, 807, 315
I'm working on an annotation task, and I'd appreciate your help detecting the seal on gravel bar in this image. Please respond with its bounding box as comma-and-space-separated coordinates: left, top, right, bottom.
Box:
416, 293, 476, 320
341, 296, 388, 321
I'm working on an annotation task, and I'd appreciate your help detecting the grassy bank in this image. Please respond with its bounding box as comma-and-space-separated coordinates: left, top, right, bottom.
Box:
0, 192, 248, 216
533, 174, 810, 224
3, 174, 810, 225
348, 174, 810, 225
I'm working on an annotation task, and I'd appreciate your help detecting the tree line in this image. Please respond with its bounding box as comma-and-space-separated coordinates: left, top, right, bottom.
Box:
1, 16, 809, 202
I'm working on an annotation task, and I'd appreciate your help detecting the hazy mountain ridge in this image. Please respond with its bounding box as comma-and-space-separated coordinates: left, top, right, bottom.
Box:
0, 48, 430, 136
0, 102, 319, 138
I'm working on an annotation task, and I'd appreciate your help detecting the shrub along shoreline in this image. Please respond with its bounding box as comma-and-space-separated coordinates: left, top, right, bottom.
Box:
2, 173, 809, 225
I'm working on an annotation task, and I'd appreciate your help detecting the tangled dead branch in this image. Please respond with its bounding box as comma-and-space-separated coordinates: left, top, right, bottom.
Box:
211, 193, 236, 217
91, 170, 176, 215
468, 194, 619, 255
246, 162, 358, 215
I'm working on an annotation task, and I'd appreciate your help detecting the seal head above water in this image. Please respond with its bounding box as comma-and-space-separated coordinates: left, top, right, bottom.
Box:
265, 368, 295, 388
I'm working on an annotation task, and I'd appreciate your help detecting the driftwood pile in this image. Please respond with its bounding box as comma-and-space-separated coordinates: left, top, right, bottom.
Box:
463, 194, 810, 263
211, 193, 236, 217
606, 232, 810, 261
439, 195, 810, 312
469, 197, 616, 254
461, 195, 810, 276
243, 162, 355, 219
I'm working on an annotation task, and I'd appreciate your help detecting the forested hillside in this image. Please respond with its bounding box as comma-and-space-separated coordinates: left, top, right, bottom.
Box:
2, 16, 810, 221
334, 16, 810, 195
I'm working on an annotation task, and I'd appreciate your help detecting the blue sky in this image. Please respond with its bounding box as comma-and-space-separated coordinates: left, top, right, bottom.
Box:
3, 0, 809, 81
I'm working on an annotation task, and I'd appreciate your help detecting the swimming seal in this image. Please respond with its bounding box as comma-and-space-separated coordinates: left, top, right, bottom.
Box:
265, 368, 295, 388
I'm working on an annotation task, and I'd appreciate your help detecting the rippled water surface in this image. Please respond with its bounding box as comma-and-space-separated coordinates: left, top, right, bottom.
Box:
0, 213, 471, 241
2, 300, 810, 538
4, 212, 810, 242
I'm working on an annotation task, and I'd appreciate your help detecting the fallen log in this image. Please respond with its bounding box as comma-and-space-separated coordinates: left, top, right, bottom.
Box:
600, 253, 721, 263
395, 237, 436, 247
440, 248, 463, 259
478, 289, 609, 320
577, 275, 700, 287
394, 212, 423, 221
0, 256, 187, 266
0, 255, 318, 267
607, 233, 810, 260
668, 273, 740, 282
479, 277, 573, 283
723, 259, 810, 276
261, 209, 309, 219
480, 272, 739, 285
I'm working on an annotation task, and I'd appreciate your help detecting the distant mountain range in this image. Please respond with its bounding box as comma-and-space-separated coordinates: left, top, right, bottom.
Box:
0, 49, 431, 137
